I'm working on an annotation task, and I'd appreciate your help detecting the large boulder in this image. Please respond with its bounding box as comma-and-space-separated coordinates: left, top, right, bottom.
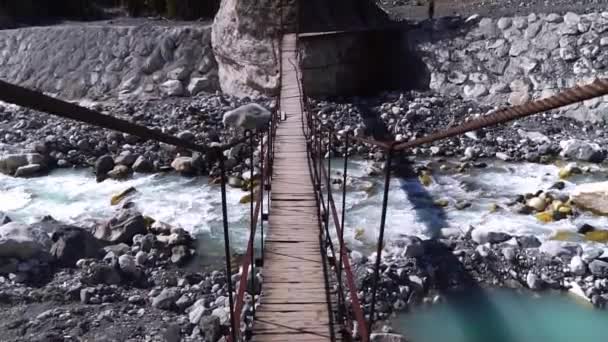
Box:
94, 209, 147, 244
0, 222, 52, 260
50, 226, 104, 267
0, 212, 11, 225
95, 155, 114, 182
571, 181, 608, 215
222, 103, 271, 130
0, 153, 46, 176
211, 0, 281, 97
559, 139, 605, 162
171, 157, 194, 174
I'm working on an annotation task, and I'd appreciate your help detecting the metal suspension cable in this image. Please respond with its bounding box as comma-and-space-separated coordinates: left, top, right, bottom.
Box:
328, 78, 607, 151
0, 79, 249, 155
393, 78, 608, 151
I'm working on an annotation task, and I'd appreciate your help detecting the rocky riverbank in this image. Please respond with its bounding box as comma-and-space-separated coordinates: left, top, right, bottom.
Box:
0, 93, 273, 180
345, 162, 608, 337
309, 89, 608, 164
0, 194, 250, 342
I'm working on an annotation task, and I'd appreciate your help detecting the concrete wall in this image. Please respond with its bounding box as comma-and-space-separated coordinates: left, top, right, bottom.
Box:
0, 24, 219, 101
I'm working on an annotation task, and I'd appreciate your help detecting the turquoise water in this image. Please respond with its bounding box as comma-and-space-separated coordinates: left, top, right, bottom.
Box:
394, 288, 608, 342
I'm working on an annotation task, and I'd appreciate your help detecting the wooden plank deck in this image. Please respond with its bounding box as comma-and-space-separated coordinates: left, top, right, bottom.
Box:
251, 33, 335, 342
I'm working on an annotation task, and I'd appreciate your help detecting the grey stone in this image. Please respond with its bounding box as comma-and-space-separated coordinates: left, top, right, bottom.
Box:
132, 156, 154, 173
573, 58, 592, 74
187, 77, 214, 95
94, 209, 147, 244
222, 103, 271, 130
50, 226, 103, 267
115, 151, 138, 167
370, 333, 408, 342
490, 82, 509, 94
118, 254, 138, 276
502, 247, 517, 261
463, 84, 488, 98
476, 244, 491, 258
107, 165, 130, 180
152, 288, 180, 310
477, 18, 498, 38
582, 249, 603, 263
564, 12, 581, 27
524, 22, 542, 39
497, 18, 512, 30
14, 164, 42, 177
135, 251, 147, 266
162, 324, 181, 342
171, 245, 191, 265
546, 13, 563, 23
496, 152, 510, 161
199, 316, 221, 342
539, 241, 580, 258
0, 212, 11, 225
447, 71, 467, 84
167, 67, 191, 81
175, 294, 194, 311
188, 299, 207, 324
508, 91, 530, 106
104, 243, 130, 256
80, 288, 94, 304
0, 154, 31, 175
589, 260, 608, 277
512, 17, 527, 29
171, 157, 194, 174
160, 80, 185, 97
571, 182, 608, 215
211, 307, 230, 325
570, 255, 587, 276
560, 139, 604, 162
526, 271, 544, 290
81, 263, 122, 285
0, 222, 51, 259
471, 229, 511, 244
509, 40, 529, 57
519, 57, 538, 73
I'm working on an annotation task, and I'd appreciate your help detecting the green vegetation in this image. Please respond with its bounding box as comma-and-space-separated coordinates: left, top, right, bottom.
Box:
0, 0, 220, 25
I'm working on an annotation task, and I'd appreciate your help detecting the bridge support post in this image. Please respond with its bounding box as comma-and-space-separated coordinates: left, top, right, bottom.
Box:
367, 145, 394, 339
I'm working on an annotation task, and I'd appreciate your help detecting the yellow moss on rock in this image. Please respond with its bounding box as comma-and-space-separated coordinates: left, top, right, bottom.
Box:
585, 230, 608, 243
110, 187, 137, 206
143, 216, 156, 229
434, 199, 449, 207
419, 172, 433, 187
535, 211, 554, 223
551, 230, 580, 241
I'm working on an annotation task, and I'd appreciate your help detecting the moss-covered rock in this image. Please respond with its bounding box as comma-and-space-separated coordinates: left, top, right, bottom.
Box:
110, 187, 137, 206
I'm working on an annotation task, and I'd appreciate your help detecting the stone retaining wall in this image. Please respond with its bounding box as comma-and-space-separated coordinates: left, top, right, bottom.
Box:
0, 24, 219, 101
411, 12, 608, 122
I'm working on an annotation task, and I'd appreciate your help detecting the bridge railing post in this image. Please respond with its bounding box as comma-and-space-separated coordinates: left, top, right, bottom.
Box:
218, 149, 238, 342
337, 131, 350, 328
367, 144, 395, 340
245, 130, 256, 320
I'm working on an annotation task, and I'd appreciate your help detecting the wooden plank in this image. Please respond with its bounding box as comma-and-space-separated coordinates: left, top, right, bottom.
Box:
252, 33, 338, 342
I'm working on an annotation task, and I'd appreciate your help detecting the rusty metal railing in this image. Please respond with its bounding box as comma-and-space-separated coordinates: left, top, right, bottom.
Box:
302, 77, 608, 341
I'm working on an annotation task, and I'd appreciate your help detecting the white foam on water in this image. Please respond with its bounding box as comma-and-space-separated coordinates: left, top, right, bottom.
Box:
334, 160, 608, 251
0, 169, 250, 237
3, 160, 608, 255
